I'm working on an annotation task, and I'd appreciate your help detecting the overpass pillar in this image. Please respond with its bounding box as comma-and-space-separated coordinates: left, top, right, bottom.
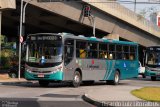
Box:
0, 0, 16, 65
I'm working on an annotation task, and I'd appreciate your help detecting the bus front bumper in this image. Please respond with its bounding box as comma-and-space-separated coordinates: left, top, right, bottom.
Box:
25, 71, 63, 81
145, 70, 160, 77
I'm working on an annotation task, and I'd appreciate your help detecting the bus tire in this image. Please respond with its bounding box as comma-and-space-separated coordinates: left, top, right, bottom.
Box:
151, 76, 156, 81
72, 71, 81, 88
111, 71, 120, 85
142, 74, 146, 78
39, 80, 49, 87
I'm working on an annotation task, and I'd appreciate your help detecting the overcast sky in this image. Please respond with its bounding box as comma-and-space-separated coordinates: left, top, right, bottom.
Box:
118, 0, 160, 19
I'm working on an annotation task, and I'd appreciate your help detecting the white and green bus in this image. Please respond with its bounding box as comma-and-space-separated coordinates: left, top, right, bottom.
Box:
145, 46, 160, 81
25, 33, 139, 87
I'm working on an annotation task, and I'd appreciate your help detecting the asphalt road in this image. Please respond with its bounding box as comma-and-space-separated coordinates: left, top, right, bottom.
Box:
0, 76, 160, 107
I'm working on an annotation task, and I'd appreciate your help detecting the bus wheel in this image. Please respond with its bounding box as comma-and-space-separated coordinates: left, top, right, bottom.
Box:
112, 71, 120, 85
39, 80, 49, 87
151, 76, 156, 81
72, 71, 81, 87
142, 74, 146, 78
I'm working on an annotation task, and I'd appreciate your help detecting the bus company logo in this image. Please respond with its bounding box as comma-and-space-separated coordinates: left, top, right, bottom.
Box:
91, 59, 94, 64
124, 63, 127, 68
88, 65, 99, 69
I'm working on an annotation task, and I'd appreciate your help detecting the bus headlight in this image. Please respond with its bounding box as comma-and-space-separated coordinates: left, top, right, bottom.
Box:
53, 66, 63, 73
57, 66, 63, 71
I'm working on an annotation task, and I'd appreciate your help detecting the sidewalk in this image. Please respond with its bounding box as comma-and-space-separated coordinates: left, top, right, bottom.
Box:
0, 73, 31, 85
82, 85, 143, 107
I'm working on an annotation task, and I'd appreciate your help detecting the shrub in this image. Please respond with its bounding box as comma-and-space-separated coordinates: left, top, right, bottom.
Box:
0, 49, 17, 69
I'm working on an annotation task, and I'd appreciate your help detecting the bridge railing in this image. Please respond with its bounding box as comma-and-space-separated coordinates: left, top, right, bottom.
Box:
83, 0, 160, 38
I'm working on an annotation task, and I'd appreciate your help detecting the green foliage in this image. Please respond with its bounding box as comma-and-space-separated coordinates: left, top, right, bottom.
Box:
0, 35, 18, 69
0, 49, 18, 69
0, 35, 7, 45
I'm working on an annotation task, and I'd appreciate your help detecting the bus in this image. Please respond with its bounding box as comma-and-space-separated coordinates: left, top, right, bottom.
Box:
25, 33, 139, 87
145, 46, 160, 81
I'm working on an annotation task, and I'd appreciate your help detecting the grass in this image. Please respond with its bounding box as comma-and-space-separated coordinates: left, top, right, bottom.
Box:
131, 87, 160, 102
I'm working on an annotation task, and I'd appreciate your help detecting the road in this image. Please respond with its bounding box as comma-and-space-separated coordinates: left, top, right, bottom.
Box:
0, 76, 160, 107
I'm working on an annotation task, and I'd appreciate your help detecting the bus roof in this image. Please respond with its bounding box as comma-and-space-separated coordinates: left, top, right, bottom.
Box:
147, 46, 160, 48
27, 33, 138, 45
61, 33, 138, 45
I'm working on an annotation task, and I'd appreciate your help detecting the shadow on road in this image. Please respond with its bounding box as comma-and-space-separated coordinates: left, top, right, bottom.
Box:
1, 80, 129, 88
128, 76, 160, 81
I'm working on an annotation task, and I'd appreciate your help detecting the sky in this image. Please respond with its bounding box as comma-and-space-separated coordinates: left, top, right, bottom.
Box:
118, 0, 160, 19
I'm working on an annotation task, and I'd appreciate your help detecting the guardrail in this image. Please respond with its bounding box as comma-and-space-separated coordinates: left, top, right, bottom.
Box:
83, 0, 160, 38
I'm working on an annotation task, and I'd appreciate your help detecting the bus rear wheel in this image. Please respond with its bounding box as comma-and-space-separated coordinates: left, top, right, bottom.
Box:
151, 76, 156, 81
72, 71, 82, 88
109, 71, 120, 85
39, 80, 49, 87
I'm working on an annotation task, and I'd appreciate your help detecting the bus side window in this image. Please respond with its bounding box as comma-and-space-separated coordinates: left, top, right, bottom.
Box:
80, 49, 86, 58
129, 55, 134, 60
104, 52, 108, 58
100, 51, 107, 59
109, 53, 113, 59
76, 41, 87, 58
64, 39, 74, 65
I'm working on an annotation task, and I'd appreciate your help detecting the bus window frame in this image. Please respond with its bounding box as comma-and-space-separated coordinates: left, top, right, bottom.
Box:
108, 43, 116, 60
64, 38, 74, 65
99, 43, 108, 59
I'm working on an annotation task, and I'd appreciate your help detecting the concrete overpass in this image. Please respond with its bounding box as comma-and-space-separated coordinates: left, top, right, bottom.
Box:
1, 0, 160, 47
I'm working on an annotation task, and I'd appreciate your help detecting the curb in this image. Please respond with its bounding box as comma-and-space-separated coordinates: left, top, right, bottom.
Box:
0, 81, 33, 85
82, 94, 113, 107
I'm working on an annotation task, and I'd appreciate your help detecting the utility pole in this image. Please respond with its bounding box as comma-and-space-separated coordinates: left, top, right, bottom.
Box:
18, 0, 32, 80
134, 0, 137, 13
18, 0, 24, 80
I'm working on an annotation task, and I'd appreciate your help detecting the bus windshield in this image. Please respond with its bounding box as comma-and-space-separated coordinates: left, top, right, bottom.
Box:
146, 52, 160, 67
26, 41, 62, 64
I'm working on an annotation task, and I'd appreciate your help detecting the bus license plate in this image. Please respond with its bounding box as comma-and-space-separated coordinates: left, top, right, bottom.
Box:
38, 74, 44, 78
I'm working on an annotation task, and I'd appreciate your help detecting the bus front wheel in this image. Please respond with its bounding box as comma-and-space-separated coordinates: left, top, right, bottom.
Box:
72, 71, 82, 87
151, 76, 156, 81
39, 80, 49, 87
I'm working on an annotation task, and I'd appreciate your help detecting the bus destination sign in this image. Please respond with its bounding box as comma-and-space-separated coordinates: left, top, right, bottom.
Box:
148, 47, 160, 51
30, 35, 61, 41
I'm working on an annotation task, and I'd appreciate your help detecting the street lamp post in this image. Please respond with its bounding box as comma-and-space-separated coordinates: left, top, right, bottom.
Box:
23, 0, 32, 23
18, 0, 24, 80
134, 0, 137, 13
18, 0, 32, 80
